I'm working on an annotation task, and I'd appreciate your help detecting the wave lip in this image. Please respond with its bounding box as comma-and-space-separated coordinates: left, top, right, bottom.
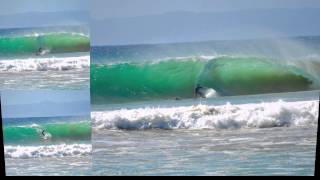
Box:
91, 100, 319, 130
5, 144, 92, 159
0, 56, 89, 72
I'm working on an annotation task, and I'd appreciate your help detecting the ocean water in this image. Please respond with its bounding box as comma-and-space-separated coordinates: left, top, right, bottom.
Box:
92, 92, 319, 176
93, 127, 316, 176
0, 26, 90, 90
91, 37, 320, 175
3, 116, 92, 176
6, 156, 92, 176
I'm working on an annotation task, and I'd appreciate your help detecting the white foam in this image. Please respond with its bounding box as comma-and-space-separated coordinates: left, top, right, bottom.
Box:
5, 144, 92, 159
92, 100, 319, 130
18, 32, 89, 38
0, 56, 89, 72
103, 54, 228, 66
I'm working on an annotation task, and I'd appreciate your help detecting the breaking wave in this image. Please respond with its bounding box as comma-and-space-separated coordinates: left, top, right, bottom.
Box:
5, 144, 92, 159
0, 56, 89, 72
92, 100, 319, 130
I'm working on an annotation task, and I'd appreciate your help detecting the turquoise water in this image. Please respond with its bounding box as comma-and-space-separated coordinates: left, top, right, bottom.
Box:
3, 116, 91, 145
0, 26, 89, 58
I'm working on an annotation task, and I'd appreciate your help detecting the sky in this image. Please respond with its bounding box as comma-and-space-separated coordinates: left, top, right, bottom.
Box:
0, 0, 88, 15
0, 90, 90, 118
90, 0, 320, 45
1, 0, 319, 44
91, 0, 320, 19
0, 0, 89, 29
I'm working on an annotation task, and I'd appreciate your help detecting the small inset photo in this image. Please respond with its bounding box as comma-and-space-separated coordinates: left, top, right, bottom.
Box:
0, 0, 90, 90
0, 26, 90, 90
0, 90, 92, 176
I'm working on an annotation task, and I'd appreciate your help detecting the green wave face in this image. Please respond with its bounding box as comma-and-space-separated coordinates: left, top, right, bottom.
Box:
0, 33, 90, 56
91, 57, 315, 104
3, 121, 91, 144
198, 57, 313, 96
91, 59, 205, 104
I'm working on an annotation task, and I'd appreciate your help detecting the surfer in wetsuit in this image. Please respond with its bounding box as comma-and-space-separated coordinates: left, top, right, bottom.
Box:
41, 130, 46, 136
40, 129, 51, 141
36, 47, 49, 56
195, 84, 206, 98
41, 130, 48, 139
36, 47, 44, 56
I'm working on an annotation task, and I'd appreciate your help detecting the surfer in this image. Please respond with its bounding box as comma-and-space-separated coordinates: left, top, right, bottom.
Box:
195, 84, 206, 98
40, 129, 51, 141
41, 130, 46, 137
36, 47, 44, 56
36, 47, 49, 56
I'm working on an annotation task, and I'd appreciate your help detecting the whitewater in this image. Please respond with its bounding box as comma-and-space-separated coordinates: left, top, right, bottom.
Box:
5, 144, 92, 159
92, 100, 318, 130
0, 55, 89, 72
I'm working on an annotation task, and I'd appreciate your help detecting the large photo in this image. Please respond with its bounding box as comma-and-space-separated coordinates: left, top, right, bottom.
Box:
90, 0, 320, 175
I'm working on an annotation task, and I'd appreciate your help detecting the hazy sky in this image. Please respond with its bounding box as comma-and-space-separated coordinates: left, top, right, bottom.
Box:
91, 0, 320, 19
90, 0, 320, 45
1, 90, 90, 118
0, 0, 89, 29
0, 0, 88, 15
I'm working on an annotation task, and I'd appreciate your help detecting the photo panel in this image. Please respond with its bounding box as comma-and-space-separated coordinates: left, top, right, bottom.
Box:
0, 0, 90, 91
0, 25, 90, 90
0, 0, 319, 176
1, 90, 92, 176
90, 0, 320, 176
0, 0, 92, 176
